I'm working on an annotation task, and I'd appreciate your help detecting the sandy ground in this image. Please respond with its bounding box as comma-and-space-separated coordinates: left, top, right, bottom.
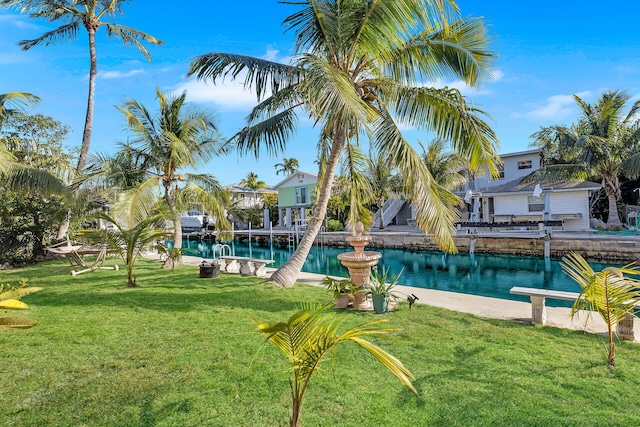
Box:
178, 254, 640, 343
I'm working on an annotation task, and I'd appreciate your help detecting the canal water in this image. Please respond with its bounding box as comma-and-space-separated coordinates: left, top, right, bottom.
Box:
179, 239, 622, 307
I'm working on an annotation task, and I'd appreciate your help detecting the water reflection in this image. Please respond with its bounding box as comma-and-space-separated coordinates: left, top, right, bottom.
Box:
179, 239, 621, 307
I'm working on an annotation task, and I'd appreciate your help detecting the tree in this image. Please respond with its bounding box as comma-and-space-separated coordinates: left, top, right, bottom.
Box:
1, 0, 164, 175
0, 112, 75, 262
527, 90, 640, 229
562, 252, 640, 369
189, 0, 498, 287
419, 139, 467, 191
275, 157, 299, 176
113, 88, 230, 258
79, 213, 170, 288
241, 171, 266, 207
254, 303, 416, 427
0, 91, 40, 129
366, 154, 400, 230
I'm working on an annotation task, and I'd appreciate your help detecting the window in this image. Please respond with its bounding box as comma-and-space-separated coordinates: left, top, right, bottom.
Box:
517, 160, 532, 170
497, 165, 504, 179
528, 195, 545, 212
295, 186, 308, 205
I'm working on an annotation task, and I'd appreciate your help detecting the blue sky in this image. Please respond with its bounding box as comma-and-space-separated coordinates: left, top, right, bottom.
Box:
2, 0, 640, 186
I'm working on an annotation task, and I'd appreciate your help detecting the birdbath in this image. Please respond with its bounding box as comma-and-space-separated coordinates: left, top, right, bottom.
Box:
337, 221, 381, 310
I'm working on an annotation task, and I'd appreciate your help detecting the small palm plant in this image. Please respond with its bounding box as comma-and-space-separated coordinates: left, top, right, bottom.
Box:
254, 303, 416, 427
562, 252, 640, 369
79, 213, 170, 287
0, 278, 43, 328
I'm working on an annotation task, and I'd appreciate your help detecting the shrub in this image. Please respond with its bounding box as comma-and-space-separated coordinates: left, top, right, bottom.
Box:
326, 219, 344, 232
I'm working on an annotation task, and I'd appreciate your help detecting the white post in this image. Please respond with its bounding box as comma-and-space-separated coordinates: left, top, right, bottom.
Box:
278, 208, 283, 227
530, 296, 547, 325
286, 208, 292, 229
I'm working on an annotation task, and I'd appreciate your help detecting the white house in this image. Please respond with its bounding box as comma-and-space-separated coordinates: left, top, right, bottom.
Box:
224, 183, 277, 209
378, 149, 601, 231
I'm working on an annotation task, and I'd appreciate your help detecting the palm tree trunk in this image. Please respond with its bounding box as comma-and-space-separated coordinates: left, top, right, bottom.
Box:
604, 178, 623, 229
76, 28, 97, 175
270, 129, 346, 288
165, 184, 182, 268
378, 199, 385, 230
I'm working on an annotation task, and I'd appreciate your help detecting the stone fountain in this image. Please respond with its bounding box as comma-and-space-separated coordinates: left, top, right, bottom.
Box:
337, 221, 381, 310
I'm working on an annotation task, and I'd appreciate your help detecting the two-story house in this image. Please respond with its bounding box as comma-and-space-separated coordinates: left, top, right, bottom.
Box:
274, 171, 317, 229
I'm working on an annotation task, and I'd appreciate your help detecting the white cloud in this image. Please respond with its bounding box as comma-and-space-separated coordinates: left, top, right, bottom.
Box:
0, 13, 38, 30
99, 69, 144, 79
521, 91, 590, 121
174, 78, 263, 112
427, 70, 503, 97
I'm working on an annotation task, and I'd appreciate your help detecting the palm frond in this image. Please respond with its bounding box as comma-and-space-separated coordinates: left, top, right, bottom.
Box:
18, 22, 80, 49
519, 164, 588, 184
104, 23, 164, 62
188, 53, 301, 100
385, 18, 494, 86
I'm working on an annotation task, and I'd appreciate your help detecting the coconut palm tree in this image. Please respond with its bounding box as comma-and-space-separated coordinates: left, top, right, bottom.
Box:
419, 139, 467, 191
113, 88, 230, 256
527, 90, 640, 229
241, 171, 266, 207
1, 0, 164, 175
274, 157, 299, 176
0, 91, 40, 129
79, 212, 170, 288
254, 303, 416, 427
366, 154, 400, 230
189, 0, 499, 287
562, 252, 640, 369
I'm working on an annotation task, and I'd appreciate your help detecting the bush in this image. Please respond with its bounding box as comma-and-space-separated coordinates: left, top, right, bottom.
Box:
327, 219, 344, 232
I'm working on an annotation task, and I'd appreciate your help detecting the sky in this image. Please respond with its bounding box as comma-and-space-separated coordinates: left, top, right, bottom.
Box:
2, 0, 640, 186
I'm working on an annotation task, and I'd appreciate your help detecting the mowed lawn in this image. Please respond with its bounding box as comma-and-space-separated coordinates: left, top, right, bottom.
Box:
2, 258, 640, 426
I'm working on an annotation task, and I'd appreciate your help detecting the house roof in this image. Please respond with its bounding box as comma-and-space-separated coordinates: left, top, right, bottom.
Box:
481, 178, 601, 196
498, 148, 541, 158
224, 183, 277, 194
274, 170, 318, 188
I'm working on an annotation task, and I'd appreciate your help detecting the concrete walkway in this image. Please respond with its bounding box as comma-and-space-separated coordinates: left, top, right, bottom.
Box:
180, 255, 640, 343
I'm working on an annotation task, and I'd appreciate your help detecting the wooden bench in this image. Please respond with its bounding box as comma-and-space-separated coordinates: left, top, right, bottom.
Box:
220, 256, 275, 277
510, 286, 637, 340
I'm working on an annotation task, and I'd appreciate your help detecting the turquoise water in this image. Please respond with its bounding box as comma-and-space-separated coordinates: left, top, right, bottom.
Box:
180, 239, 621, 307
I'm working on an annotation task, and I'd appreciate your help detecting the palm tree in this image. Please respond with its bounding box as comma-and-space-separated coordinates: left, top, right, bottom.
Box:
562, 252, 640, 369
0, 91, 40, 129
366, 154, 400, 230
1, 0, 164, 175
189, 0, 499, 287
241, 171, 266, 207
79, 212, 170, 288
113, 88, 230, 257
254, 303, 416, 427
419, 139, 468, 191
275, 157, 299, 176
527, 90, 640, 229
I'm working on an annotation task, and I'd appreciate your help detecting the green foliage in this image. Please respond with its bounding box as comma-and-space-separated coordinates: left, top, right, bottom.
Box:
154, 245, 182, 271
79, 213, 170, 287
0, 278, 42, 328
321, 276, 354, 300
326, 219, 344, 232
368, 267, 403, 299
0, 189, 67, 264
562, 252, 640, 369
254, 303, 416, 426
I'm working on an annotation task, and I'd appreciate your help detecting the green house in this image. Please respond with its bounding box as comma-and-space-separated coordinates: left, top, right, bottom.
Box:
274, 171, 317, 228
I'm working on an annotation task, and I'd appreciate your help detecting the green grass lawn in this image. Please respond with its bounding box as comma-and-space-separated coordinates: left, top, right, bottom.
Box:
2, 257, 640, 426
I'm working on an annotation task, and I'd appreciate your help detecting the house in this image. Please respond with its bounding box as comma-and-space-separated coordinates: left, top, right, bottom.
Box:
224, 182, 277, 209
376, 149, 601, 231
274, 171, 317, 228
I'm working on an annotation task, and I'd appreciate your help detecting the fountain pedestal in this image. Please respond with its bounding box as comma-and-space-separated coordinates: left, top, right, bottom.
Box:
337, 221, 381, 310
